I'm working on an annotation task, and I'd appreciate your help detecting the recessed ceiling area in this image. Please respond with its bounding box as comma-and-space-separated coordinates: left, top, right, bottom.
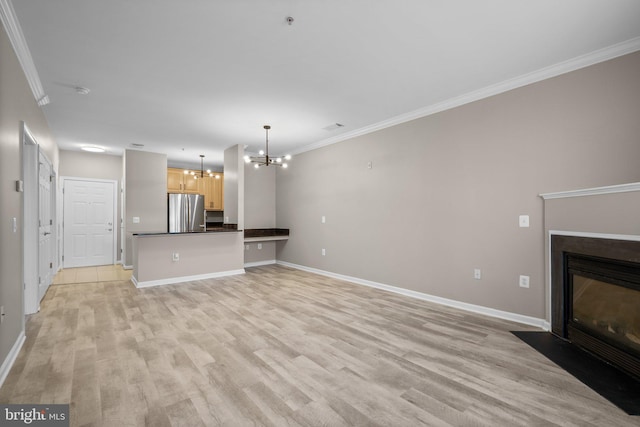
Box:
10, 0, 640, 168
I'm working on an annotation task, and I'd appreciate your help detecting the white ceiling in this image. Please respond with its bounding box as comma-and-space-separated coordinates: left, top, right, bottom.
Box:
11, 0, 640, 169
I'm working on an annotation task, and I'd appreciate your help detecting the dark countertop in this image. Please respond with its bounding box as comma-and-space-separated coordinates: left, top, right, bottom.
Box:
134, 229, 242, 236
244, 228, 290, 238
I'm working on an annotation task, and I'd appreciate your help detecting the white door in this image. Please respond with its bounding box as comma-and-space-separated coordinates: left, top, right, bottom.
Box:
63, 179, 115, 268
23, 123, 39, 314
38, 152, 53, 299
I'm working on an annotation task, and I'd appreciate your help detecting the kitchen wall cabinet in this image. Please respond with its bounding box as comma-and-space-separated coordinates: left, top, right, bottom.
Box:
167, 168, 223, 210
167, 168, 200, 194
203, 173, 224, 211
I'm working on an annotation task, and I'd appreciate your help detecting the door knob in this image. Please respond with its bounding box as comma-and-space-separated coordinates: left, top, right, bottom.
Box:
43, 232, 51, 236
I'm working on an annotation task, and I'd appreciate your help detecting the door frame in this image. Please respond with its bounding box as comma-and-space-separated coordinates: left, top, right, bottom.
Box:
22, 123, 39, 314
61, 177, 118, 268
38, 148, 55, 301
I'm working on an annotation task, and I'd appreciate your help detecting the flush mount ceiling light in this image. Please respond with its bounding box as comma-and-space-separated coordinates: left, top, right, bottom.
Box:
81, 145, 105, 153
244, 125, 291, 169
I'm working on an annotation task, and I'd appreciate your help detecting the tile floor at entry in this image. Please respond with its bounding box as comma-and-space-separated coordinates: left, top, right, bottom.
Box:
52, 264, 132, 285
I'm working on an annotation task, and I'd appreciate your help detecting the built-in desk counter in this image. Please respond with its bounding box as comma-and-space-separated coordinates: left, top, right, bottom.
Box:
244, 228, 289, 242
132, 230, 244, 288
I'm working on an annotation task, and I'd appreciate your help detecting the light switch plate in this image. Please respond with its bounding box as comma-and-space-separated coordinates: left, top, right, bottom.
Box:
519, 275, 530, 288
133, 217, 140, 224
519, 215, 529, 227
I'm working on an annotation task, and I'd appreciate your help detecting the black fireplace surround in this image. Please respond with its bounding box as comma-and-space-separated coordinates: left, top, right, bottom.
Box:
551, 235, 640, 380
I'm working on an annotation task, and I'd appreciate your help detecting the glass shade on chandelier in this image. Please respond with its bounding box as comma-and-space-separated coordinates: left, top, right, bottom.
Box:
244, 125, 291, 169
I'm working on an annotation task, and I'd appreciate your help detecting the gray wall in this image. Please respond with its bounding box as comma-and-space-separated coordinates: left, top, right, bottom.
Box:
123, 149, 167, 266
223, 145, 244, 229
244, 161, 277, 265
134, 232, 244, 284
59, 150, 123, 262
0, 25, 58, 374
276, 51, 640, 319
245, 241, 276, 265
245, 164, 276, 229
544, 191, 640, 237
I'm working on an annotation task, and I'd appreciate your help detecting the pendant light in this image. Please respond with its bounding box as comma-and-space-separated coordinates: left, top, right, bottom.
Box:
243, 125, 291, 169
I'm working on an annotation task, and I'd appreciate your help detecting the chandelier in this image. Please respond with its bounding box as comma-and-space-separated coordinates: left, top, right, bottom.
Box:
244, 125, 291, 169
184, 155, 220, 180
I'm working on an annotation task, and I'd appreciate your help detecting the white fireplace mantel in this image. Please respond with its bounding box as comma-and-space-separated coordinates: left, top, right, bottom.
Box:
540, 182, 640, 200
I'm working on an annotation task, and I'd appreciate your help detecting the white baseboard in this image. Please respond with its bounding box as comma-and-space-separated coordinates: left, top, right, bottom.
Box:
122, 264, 133, 270
244, 260, 277, 268
277, 261, 549, 330
0, 330, 26, 389
132, 269, 245, 288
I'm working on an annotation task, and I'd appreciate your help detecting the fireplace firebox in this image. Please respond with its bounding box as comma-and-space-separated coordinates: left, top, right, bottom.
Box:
551, 235, 640, 380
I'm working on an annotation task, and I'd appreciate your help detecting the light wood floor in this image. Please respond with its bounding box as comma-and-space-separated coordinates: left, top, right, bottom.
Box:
0, 265, 635, 426
53, 264, 132, 285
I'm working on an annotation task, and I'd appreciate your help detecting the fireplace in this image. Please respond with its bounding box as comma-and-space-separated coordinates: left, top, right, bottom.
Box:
551, 235, 640, 380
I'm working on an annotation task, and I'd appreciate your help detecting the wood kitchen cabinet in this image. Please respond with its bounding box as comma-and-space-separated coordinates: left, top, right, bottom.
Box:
167, 168, 200, 194
203, 173, 224, 211
167, 168, 223, 209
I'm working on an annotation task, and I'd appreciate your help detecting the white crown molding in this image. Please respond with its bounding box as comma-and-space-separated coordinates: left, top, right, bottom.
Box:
277, 260, 549, 330
539, 182, 640, 200
293, 36, 640, 156
0, 0, 49, 106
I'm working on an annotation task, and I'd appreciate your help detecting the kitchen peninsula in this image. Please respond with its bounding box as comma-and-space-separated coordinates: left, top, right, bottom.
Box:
127, 144, 284, 287
131, 229, 244, 288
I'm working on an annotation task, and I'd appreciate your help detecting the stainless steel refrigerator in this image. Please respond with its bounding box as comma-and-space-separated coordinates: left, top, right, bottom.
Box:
168, 193, 206, 232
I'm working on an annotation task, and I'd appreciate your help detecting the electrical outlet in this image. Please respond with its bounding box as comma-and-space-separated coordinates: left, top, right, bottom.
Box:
474, 269, 481, 280
519, 275, 530, 288
257, 243, 262, 250
172, 252, 179, 262
367, 161, 372, 169
321, 216, 326, 224
322, 248, 326, 256
133, 216, 140, 224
